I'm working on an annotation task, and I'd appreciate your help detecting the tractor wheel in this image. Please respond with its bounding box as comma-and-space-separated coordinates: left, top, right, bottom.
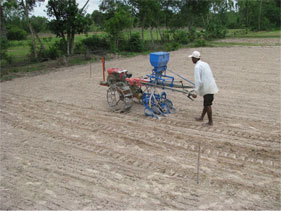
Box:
106, 82, 133, 112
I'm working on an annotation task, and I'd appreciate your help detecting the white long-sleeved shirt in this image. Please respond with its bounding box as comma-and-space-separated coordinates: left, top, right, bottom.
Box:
194, 60, 218, 96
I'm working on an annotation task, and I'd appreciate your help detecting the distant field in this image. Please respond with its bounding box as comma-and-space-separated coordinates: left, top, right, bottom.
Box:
4, 29, 280, 65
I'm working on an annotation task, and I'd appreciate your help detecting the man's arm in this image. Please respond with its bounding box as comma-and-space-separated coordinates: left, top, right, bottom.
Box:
194, 66, 202, 95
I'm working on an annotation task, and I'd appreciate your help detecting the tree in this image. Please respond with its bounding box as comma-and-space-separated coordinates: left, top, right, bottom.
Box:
104, 4, 132, 49
92, 10, 105, 29
175, 0, 211, 29
16, 0, 45, 58
128, 0, 162, 45
237, 0, 280, 31
1, 0, 19, 66
46, 0, 92, 56
30, 16, 48, 33
128, 0, 161, 41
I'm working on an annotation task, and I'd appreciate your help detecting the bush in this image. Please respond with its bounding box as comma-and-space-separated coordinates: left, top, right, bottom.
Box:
44, 39, 67, 60
82, 35, 110, 52
173, 30, 189, 45
0, 38, 12, 64
74, 42, 87, 54
126, 33, 144, 52
29, 39, 65, 61
117, 35, 127, 51
165, 41, 180, 51
161, 30, 172, 43
45, 44, 60, 60
205, 22, 227, 40
42, 37, 54, 43
188, 27, 197, 42
194, 36, 207, 47
7, 26, 28, 40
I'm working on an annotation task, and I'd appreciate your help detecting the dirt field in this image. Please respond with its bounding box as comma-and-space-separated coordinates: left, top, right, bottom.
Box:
1, 43, 280, 209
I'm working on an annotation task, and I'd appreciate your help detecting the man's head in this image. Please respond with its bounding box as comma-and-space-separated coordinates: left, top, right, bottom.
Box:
188, 51, 200, 64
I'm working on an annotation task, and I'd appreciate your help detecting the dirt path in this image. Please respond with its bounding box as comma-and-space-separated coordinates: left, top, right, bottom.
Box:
0, 45, 280, 210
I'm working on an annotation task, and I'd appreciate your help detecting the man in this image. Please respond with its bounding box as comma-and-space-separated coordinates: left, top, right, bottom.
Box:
189, 51, 218, 126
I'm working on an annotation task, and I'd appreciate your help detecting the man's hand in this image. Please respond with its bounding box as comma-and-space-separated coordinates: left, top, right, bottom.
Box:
192, 94, 197, 98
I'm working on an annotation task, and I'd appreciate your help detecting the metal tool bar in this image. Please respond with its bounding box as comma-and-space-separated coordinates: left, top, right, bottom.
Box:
167, 69, 195, 86
141, 82, 192, 94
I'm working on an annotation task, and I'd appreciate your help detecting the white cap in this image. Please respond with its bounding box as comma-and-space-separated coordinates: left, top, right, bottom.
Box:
188, 51, 200, 59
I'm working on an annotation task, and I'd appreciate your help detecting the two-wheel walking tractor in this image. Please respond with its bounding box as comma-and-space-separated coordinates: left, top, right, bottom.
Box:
100, 52, 195, 118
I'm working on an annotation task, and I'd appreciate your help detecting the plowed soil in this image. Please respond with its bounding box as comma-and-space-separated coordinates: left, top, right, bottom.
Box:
1, 44, 280, 210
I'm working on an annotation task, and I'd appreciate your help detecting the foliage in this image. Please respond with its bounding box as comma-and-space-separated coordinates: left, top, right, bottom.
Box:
91, 10, 105, 30
194, 32, 207, 47
125, 33, 144, 52
43, 40, 66, 60
172, 30, 189, 45
161, 30, 172, 43
205, 21, 227, 40
28, 38, 65, 61
81, 34, 110, 52
46, 0, 92, 56
226, 11, 240, 29
165, 41, 180, 51
0, 38, 12, 64
237, 0, 280, 31
104, 5, 132, 50
7, 25, 28, 40
73, 42, 87, 54
187, 27, 197, 42
175, 0, 211, 28
30, 16, 49, 33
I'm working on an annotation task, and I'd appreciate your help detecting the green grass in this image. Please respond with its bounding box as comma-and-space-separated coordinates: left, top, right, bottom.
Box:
208, 41, 263, 47
7, 45, 30, 58
0, 62, 47, 81
67, 56, 91, 66
123, 28, 162, 41
227, 29, 281, 38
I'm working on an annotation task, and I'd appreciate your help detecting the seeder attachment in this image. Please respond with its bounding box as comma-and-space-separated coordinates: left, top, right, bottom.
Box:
142, 87, 175, 119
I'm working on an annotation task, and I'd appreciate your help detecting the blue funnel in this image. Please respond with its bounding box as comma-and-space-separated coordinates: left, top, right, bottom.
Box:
150, 52, 170, 75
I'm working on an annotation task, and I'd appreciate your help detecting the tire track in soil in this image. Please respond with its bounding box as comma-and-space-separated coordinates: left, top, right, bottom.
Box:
1, 130, 200, 210
1, 92, 280, 209
1, 93, 279, 171
1, 93, 280, 189
3, 92, 280, 147
1, 92, 279, 168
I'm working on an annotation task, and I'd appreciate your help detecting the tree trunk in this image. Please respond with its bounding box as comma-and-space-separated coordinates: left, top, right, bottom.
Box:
156, 27, 159, 41
69, 30, 75, 55
70, 32, 75, 55
35, 32, 45, 52
246, 0, 249, 33
201, 15, 206, 27
67, 32, 70, 56
22, 0, 37, 58
0, 5, 7, 41
141, 17, 145, 41
258, 0, 263, 31
150, 27, 154, 48
157, 27, 164, 43
116, 38, 118, 50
